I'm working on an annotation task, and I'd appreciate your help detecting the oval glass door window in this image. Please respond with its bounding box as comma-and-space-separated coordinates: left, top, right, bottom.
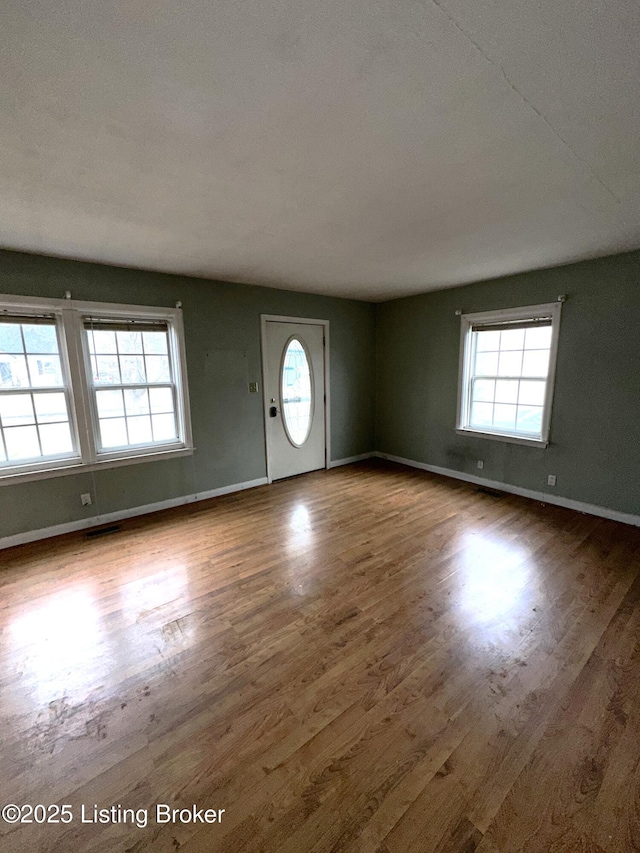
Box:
281, 337, 313, 446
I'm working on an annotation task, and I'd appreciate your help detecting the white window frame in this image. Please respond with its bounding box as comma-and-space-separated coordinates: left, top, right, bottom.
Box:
0, 294, 193, 484
456, 301, 562, 448
0, 296, 83, 478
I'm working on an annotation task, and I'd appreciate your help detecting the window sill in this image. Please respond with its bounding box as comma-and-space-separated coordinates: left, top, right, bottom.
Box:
0, 446, 194, 486
456, 428, 548, 448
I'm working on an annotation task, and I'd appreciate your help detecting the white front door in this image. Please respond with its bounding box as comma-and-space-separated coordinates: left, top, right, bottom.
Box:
263, 320, 326, 481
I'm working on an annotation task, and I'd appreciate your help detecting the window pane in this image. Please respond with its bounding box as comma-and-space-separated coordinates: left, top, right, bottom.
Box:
39, 422, 73, 456
22, 324, 58, 354
127, 415, 152, 444
475, 352, 498, 376
465, 310, 555, 440
495, 379, 519, 404
145, 355, 171, 384
85, 315, 183, 456
100, 417, 128, 448
0, 394, 35, 426
149, 387, 174, 413
120, 356, 146, 384
4, 425, 40, 460
516, 406, 543, 435
94, 355, 121, 384
34, 392, 69, 423
143, 331, 168, 354
0, 323, 23, 353
117, 330, 143, 354
152, 413, 177, 442
124, 388, 150, 416
500, 328, 525, 350
96, 389, 125, 419
475, 330, 500, 352
92, 329, 117, 354
0, 440, 6, 462
27, 354, 63, 387
493, 404, 517, 431
281, 338, 313, 446
518, 381, 545, 406
472, 379, 495, 403
522, 349, 549, 377
498, 351, 523, 377
0, 318, 75, 466
470, 402, 493, 427
0, 354, 29, 388
525, 326, 552, 349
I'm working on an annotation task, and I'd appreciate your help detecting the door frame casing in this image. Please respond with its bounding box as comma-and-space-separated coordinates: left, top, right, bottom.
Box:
260, 314, 330, 484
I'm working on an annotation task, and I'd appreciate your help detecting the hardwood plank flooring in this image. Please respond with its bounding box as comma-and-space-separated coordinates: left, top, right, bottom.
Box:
0, 459, 639, 852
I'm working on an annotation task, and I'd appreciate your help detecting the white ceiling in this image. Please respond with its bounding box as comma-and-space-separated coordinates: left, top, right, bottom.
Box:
2, 1, 640, 301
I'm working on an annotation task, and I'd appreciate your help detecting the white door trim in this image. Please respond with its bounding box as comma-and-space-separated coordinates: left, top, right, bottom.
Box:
260, 315, 330, 484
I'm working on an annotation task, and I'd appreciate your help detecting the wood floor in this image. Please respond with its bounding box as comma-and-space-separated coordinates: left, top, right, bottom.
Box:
1, 460, 639, 853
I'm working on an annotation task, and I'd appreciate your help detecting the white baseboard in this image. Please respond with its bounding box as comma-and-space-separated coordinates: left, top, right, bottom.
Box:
0, 477, 269, 550
4, 451, 638, 550
375, 452, 640, 528
328, 452, 375, 469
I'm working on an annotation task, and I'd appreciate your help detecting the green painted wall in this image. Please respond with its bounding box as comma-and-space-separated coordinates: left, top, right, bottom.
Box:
0, 250, 376, 539
3, 246, 639, 539
376, 250, 640, 516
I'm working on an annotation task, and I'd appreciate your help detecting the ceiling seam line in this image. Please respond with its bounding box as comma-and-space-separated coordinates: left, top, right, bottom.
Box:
429, 0, 621, 204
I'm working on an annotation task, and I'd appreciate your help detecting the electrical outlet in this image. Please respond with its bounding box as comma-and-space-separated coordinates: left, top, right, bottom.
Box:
477, 460, 484, 470
81, 492, 92, 506
248, 381, 258, 393
547, 475, 556, 487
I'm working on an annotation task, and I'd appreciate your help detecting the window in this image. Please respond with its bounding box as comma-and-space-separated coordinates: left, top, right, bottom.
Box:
0, 295, 192, 481
281, 337, 313, 447
0, 316, 76, 466
85, 319, 179, 452
457, 302, 562, 446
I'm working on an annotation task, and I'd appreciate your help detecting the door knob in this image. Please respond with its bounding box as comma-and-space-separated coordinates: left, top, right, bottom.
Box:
269, 406, 278, 417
